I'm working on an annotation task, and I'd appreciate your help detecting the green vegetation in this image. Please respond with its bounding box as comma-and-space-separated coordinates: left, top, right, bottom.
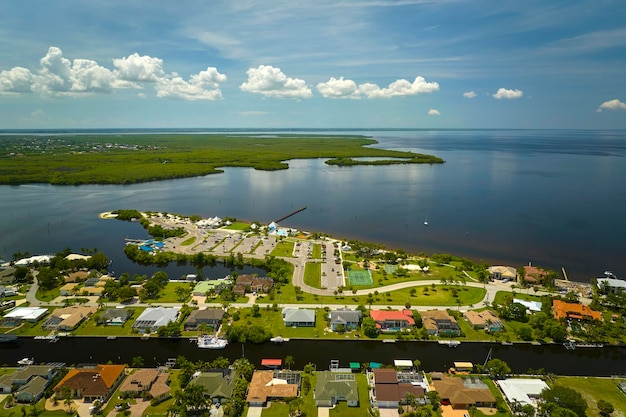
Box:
0, 134, 443, 185
180, 236, 196, 246
303, 262, 322, 288
270, 240, 295, 257
552, 377, 626, 417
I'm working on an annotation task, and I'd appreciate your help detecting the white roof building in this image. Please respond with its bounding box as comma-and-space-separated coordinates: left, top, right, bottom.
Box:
15, 255, 52, 266
497, 378, 549, 407
4, 307, 49, 321
597, 278, 626, 294
513, 298, 542, 313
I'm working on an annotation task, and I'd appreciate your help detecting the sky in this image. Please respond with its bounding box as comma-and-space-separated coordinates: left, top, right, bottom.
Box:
1, 0, 625, 129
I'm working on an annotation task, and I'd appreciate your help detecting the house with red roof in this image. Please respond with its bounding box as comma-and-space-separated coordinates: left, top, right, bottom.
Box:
552, 300, 602, 322
369, 309, 415, 332
53, 364, 126, 402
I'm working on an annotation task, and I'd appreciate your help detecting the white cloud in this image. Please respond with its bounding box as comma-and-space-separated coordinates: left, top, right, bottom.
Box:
428, 109, 441, 116
156, 67, 226, 100
240, 65, 313, 98
359, 76, 439, 98
463, 91, 477, 98
596, 99, 626, 112
240, 111, 269, 116
0, 67, 34, 94
113, 53, 165, 82
317, 77, 360, 99
492, 88, 524, 99
0, 47, 226, 100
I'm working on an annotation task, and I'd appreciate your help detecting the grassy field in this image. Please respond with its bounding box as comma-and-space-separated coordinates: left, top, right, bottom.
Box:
180, 236, 196, 246
222, 222, 251, 231
0, 134, 443, 185
271, 240, 295, 257
552, 376, 626, 417
303, 262, 322, 288
329, 373, 370, 417
73, 307, 146, 336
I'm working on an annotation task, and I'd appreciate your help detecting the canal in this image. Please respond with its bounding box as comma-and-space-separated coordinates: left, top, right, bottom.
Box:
3, 337, 625, 376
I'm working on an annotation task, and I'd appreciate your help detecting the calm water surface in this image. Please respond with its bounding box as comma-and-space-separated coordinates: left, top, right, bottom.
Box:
1, 129, 625, 281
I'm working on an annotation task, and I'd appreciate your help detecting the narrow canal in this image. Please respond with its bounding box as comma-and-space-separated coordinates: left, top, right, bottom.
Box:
3, 337, 625, 376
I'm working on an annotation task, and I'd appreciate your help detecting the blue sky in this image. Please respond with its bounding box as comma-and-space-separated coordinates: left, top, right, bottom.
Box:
1, 0, 625, 129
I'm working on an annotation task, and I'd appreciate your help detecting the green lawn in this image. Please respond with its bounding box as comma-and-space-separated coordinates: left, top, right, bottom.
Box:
149, 282, 194, 303
303, 262, 322, 288
311, 244, 323, 260
270, 241, 295, 257
180, 236, 196, 246
329, 373, 371, 417
222, 222, 251, 231
35, 287, 60, 302
72, 307, 145, 336
552, 376, 626, 417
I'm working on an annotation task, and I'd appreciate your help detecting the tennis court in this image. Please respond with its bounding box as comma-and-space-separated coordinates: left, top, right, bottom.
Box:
347, 268, 373, 285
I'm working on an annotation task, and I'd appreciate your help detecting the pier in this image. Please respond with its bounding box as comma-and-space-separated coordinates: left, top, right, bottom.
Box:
274, 206, 307, 223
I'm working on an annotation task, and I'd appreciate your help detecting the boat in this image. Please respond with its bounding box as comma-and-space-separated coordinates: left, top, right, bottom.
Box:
574, 342, 604, 348
18, 357, 34, 366
382, 339, 396, 343
439, 340, 461, 347
270, 336, 289, 343
501, 341, 514, 346
564, 340, 576, 350
34, 335, 59, 342
197, 335, 228, 349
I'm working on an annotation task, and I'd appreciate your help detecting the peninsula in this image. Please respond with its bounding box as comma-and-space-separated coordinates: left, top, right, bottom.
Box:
0, 134, 444, 185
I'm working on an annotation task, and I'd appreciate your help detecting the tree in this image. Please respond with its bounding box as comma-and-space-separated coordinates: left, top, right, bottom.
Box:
485, 358, 511, 379
303, 362, 316, 374
131, 356, 144, 368
284, 355, 295, 370
362, 316, 378, 338
60, 385, 73, 413
540, 386, 587, 417
413, 359, 421, 371
597, 399, 614, 416
251, 304, 261, 317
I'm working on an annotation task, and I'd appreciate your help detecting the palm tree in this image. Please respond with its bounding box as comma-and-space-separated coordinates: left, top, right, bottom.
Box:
284, 355, 295, 370
131, 355, 144, 368
60, 386, 73, 413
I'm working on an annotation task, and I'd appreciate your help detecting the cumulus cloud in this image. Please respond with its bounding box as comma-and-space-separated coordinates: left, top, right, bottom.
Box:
0, 46, 226, 100
492, 88, 523, 99
317, 77, 360, 99
156, 67, 226, 100
316, 75, 439, 99
113, 53, 164, 82
359, 76, 439, 99
240, 65, 312, 98
428, 109, 441, 116
596, 99, 626, 112
463, 91, 477, 98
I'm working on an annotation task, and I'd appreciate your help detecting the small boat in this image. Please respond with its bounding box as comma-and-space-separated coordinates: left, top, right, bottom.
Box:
501, 341, 514, 346
18, 357, 34, 366
564, 340, 576, 350
382, 339, 396, 343
34, 335, 59, 342
270, 336, 289, 343
423, 220, 429, 226
0, 334, 18, 344
197, 335, 228, 349
439, 340, 461, 347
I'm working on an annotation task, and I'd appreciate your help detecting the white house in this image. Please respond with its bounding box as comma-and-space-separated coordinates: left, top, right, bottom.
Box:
132, 307, 180, 333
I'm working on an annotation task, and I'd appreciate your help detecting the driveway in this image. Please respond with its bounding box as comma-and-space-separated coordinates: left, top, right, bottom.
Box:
246, 406, 263, 417
317, 406, 330, 417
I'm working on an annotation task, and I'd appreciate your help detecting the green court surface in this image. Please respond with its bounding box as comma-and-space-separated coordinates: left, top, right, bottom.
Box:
347, 269, 373, 285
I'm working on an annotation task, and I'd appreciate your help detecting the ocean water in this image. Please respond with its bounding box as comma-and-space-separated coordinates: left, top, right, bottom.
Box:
0, 129, 624, 281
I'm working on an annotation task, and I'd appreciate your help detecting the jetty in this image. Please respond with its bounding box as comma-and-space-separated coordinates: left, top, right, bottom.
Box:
274, 206, 307, 223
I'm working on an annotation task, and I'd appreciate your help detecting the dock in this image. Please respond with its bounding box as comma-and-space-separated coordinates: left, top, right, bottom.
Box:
274, 206, 307, 223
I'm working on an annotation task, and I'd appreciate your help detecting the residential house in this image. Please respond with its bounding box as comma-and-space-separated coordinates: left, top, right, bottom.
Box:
432, 376, 496, 409
97, 308, 132, 326
314, 371, 359, 407
522, 265, 549, 285
420, 310, 461, 336
64, 270, 90, 283
119, 369, 171, 401
192, 279, 230, 296
3, 307, 48, 324
132, 307, 180, 333
42, 306, 97, 331
597, 278, 626, 295
60, 283, 79, 296
372, 369, 426, 409
0, 267, 17, 284
188, 369, 237, 401
246, 370, 299, 407
369, 309, 415, 332
488, 266, 517, 281
496, 378, 549, 408
513, 298, 543, 313
233, 274, 273, 296
53, 364, 126, 402
0, 365, 57, 401
329, 309, 362, 331
464, 310, 504, 332
16, 376, 49, 403
184, 308, 224, 330
552, 300, 602, 322
282, 308, 316, 327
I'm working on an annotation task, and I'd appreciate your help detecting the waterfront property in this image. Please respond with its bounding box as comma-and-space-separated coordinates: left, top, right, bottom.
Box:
187, 369, 237, 402
329, 308, 362, 331
522, 265, 549, 285
420, 310, 461, 336
42, 305, 97, 331
432, 375, 496, 409
233, 274, 273, 296
496, 378, 549, 408
371, 368, 427, 408
132, 306, 180, 333
314, 371, 359, 407
97, 308, 132, 326
53, 364, 126, 402
0, 365, 59, 403
118, 368, 171, 401
597, 277, 626, 295
246, 370, 300, 407
488, 266, 517, 281
192, 279, 231, 296
463, 310, 504, 332
513, 298, 542, 313
369, 309, 415, 332
3, 307, 48, 324
282, 308, 316, 327
552, 299, 602, 322
183, 308, 225, 330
